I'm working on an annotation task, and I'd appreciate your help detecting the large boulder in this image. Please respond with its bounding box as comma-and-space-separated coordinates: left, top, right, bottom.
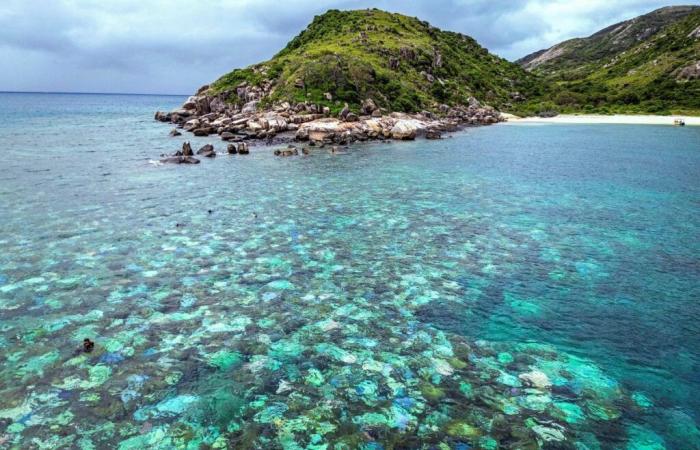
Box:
196, 144, 216, 157
296, 119, 342, 142
220, 131, 236, 141
169, 128, 182, 137
183, 119, 200, 131
238, 142, 250, 154
361, 99, 378, 115
182, 142, 193, 156
182, 96, 198, 110
241, 100, 259, 115
193, 127, 215, 136
227, 143, 238, 154
390, 120, 418, 140
195, 96, 211, 115
155, 111, 170, 122
266, 116, 288, 131
246, 120, 265, 132
339, 103, 350, 119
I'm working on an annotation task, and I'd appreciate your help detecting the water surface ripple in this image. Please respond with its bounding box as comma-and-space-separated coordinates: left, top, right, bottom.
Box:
0, 93, 698, 449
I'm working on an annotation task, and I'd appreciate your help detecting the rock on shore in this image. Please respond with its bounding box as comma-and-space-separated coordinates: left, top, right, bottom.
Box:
155, 88, 503, 146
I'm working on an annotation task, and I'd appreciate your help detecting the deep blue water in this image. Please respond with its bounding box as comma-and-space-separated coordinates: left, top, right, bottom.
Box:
0, 92, 698, 449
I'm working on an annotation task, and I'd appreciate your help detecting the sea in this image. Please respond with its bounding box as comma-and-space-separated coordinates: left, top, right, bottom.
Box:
0, 92, 698, 449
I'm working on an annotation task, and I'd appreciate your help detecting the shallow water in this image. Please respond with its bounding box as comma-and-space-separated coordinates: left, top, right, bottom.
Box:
0, 92, 699, 449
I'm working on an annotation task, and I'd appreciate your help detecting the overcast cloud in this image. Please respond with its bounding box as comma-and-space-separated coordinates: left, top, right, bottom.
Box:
0, 0, 696, 94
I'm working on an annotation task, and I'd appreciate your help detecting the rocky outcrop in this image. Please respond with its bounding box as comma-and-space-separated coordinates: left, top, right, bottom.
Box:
155, 89, 503, 153
390, 120, 418, 140
690, 25, 700, 39
676, 61, 700, 81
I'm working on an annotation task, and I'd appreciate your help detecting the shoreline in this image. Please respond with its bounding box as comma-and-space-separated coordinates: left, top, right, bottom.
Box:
502, 113, 700, 126
154, 92, 503, 162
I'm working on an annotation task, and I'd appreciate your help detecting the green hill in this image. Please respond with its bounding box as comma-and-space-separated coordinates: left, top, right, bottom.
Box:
518, 6, 700, 115
206, 8, 542, 115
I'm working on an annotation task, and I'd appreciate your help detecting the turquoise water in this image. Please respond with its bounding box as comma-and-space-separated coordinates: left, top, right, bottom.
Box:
0, 92, 699, 449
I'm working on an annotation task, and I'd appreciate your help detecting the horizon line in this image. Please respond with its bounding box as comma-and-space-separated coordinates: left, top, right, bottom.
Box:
0, 90, 188, 97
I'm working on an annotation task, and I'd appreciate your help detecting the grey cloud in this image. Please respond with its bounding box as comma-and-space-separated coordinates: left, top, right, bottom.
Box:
0, 0, 695, 94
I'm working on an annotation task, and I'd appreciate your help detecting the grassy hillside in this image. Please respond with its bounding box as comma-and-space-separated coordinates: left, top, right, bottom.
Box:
518, 6, 700, 115
208, 9, 543, 114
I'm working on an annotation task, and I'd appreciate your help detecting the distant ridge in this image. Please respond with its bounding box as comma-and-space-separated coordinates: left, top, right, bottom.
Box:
517, 5, 700, 115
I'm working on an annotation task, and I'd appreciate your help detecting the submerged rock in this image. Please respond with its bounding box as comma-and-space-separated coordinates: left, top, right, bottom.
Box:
519, 370, 552, 389
274, 145, 298, 157
196, 144, 216, 157
160, 156, 200, 164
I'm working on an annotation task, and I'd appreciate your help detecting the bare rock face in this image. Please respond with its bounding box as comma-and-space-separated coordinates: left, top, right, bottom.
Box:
677, 61, 700, 81
690, 25, 700, 39
432, 49, 443, 68
241, 101, 259, 115
399, 47, 416, 61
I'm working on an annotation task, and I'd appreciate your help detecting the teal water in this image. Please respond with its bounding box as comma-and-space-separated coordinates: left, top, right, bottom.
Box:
0, 92, 699, 449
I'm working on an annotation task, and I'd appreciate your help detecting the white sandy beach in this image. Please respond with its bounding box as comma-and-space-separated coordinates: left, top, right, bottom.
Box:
503, 114, 700, 126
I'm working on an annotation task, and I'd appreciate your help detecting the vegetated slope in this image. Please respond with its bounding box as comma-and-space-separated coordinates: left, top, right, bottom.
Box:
519, 6, 700, 115
207, 8, 542, 114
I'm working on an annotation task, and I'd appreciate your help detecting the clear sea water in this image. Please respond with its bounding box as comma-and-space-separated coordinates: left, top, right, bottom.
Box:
0, 92, 698, 449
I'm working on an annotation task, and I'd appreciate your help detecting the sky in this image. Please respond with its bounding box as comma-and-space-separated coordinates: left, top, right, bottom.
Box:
0, 0, 696, 94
